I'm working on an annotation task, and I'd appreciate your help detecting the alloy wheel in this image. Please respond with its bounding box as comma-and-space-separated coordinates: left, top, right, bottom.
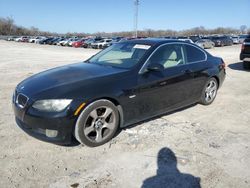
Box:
205, 80, 217, 103
83, 106, 116, 143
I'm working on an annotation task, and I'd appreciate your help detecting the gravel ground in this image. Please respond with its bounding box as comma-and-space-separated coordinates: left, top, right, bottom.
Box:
0, 41, 249, 188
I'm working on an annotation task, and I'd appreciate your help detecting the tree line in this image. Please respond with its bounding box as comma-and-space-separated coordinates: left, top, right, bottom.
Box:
0, 16, 249, 38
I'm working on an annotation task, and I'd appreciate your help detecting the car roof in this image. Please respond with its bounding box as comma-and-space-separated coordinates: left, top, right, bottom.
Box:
122, 38, 189, 46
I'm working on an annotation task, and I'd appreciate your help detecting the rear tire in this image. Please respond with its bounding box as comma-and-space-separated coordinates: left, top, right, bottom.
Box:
74, 100, 120, 147
200, 78, 218, 105
243, 61, 250, 70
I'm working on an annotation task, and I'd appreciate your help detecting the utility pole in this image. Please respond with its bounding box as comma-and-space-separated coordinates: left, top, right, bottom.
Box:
134, 0, 139, 38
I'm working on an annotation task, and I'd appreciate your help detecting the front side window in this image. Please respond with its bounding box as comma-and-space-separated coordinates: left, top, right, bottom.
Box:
185, 45, 206, 63
88, 43, 151, 69
147, 44, 185, 69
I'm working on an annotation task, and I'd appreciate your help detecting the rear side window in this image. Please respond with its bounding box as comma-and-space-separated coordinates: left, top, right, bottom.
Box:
185, 45, 206, 63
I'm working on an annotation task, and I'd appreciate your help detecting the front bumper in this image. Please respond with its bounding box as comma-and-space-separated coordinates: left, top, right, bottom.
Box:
13, 100, 77, 145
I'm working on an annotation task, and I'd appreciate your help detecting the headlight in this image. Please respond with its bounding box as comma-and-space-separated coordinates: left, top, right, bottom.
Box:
32, 99, 72, 112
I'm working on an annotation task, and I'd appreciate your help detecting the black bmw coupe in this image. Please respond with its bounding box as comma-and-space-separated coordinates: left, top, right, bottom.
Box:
13, 39, 226, 147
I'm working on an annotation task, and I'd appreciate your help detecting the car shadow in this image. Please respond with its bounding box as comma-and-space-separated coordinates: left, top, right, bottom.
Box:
141, 147, 201, 188
228, 62, 250, 72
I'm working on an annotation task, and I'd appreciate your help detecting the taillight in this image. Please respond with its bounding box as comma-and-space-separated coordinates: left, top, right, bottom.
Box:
241, 43, 245, 51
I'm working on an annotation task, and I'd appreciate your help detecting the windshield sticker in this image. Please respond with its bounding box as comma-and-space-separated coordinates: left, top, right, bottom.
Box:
133, 44, 151, 50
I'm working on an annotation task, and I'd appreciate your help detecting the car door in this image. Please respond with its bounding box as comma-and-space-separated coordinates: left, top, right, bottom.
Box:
182, 44, 209, 101
125, 43, 196, 123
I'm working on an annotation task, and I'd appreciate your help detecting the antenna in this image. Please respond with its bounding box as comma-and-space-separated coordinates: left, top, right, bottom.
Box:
134, 0, 139, 38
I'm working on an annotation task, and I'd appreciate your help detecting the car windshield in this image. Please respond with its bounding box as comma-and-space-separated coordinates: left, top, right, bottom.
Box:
88, 42, 151, 69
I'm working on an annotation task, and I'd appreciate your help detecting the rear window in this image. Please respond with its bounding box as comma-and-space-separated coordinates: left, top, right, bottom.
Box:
185, 45, 206, 63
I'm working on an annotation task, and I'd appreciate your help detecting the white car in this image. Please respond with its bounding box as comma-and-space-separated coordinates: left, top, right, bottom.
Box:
57, 38, 77, 46
30, 36, 46, 43
15, 36, 28, 42
67, 38, 79, 46
231, 36, 240, 44
35, 37, 47, 44
57, 39, 69, 46
178, 39, 194, 43
91, 39, 112, 49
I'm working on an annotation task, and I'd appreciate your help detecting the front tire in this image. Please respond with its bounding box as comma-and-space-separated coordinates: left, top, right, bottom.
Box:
200, 78, 218, 105
74, 100, 120, 147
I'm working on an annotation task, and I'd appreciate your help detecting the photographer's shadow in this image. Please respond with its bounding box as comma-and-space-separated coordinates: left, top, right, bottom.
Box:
142, 147, 201, 188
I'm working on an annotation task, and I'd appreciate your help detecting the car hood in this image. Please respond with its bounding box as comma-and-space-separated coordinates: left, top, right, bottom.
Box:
17, 62, 128, 98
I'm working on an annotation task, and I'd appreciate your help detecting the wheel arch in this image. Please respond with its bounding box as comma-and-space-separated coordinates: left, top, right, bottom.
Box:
211, 75, 220, 87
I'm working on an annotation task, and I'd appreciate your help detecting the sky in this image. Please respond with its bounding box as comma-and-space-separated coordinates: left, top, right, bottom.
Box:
0, 0, 249, 33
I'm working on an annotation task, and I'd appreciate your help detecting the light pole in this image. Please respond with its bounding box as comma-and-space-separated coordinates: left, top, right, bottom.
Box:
134, 0, 139, 38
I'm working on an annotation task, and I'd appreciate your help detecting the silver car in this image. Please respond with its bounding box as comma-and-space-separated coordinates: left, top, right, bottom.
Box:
231, 36, 240, 44
195, 39, 215, 49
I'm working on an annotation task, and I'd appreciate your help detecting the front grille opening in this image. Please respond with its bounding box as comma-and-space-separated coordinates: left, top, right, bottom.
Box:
16, 94, 28, 108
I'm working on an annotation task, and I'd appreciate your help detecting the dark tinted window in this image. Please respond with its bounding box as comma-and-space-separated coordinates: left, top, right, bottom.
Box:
185, 45, 206, 63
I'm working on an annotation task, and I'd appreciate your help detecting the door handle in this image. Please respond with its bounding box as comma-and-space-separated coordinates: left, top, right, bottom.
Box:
182, 69, 193, 74
159, 81, 167, 86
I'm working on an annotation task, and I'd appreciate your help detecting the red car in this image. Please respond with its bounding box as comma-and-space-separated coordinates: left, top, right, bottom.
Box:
72, 39, 85, 48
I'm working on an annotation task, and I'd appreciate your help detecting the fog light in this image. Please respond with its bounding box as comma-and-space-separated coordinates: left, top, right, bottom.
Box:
45, 129, 58, 138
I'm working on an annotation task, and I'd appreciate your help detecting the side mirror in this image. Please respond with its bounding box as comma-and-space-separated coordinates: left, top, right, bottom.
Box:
147, 63, 164, 72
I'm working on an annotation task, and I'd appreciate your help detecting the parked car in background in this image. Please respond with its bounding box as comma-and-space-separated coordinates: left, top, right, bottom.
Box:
240, 35, 250, 69
195, 39, 215, 49
7, 36, 17, 41
178, 39, 194, 43
38, 37, 54, 44
210, 36, 233, 47
57, 38, 69, 46
91, 38, 112, 49
239, 35, 249, 44
29, 37, 36, 43
72, 39, 86, 48
231, 36, 240, 44
52, 38, 65, 45
15, 36, 29, 42
29, 36, 39, 43
45, 37, 58, 45
57, 38, 78, 46
189, 35, 202, 42
35, 37, 47, 44
67, 38, 79, 47
82, 38, 102, 48
12, 39, 225, 146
